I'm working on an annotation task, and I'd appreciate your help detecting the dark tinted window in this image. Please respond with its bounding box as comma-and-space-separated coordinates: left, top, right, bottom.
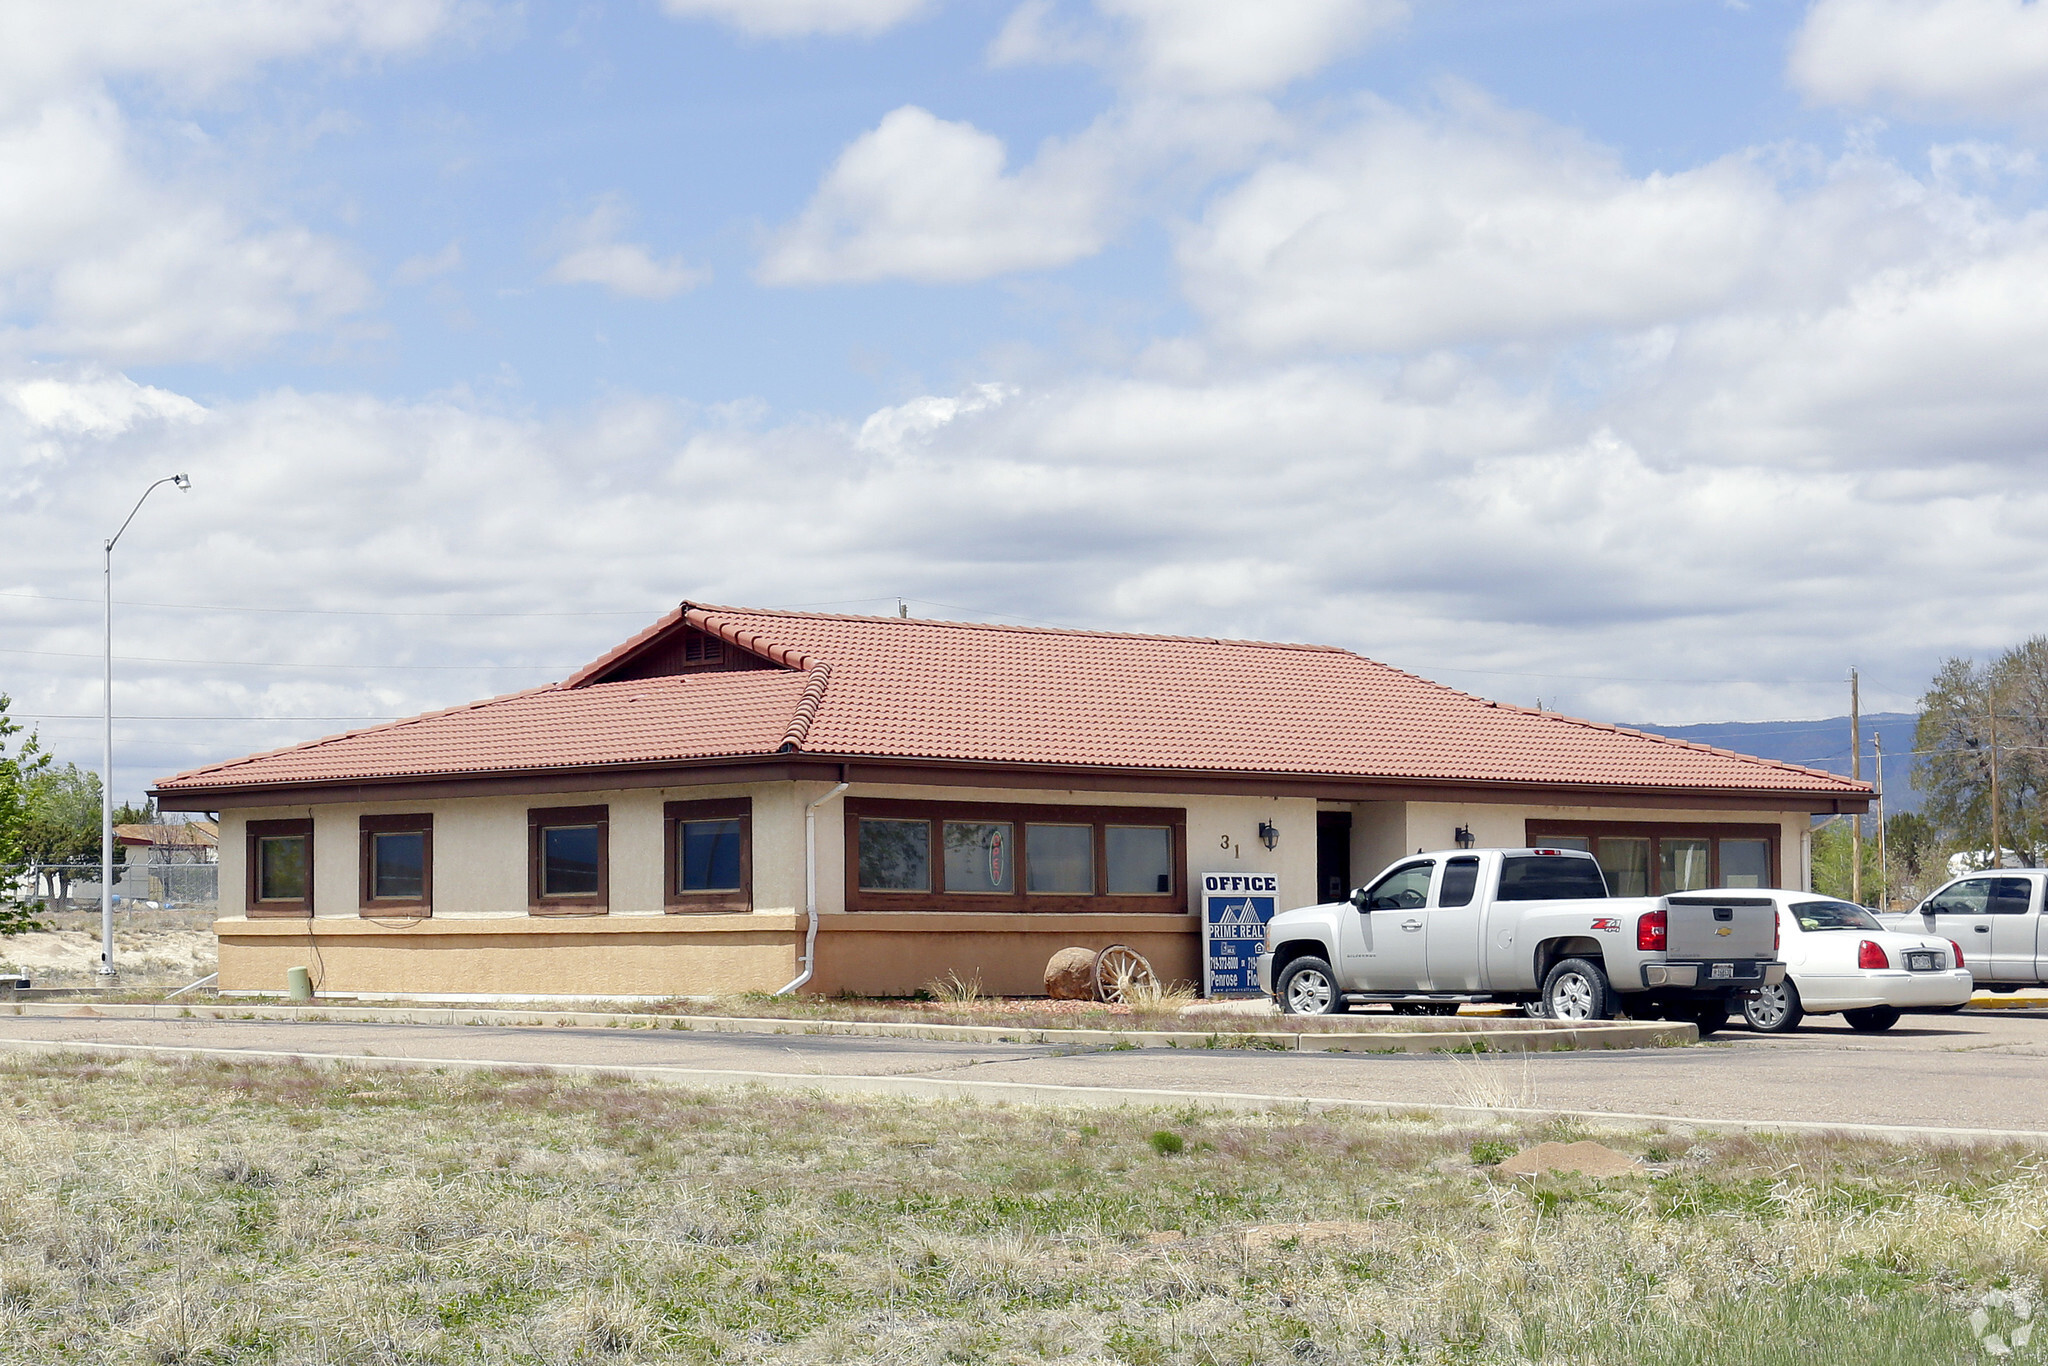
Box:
1497, 855, 1609, 902
1439, 856, 1480, 908
1991, 877, 2036, 915
1789, 899, 1881, 932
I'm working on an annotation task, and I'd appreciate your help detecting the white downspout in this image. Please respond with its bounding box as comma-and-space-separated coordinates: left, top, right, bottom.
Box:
775, 779, 848, 995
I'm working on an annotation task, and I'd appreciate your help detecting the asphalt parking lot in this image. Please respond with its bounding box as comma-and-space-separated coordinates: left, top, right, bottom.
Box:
0, 1003, 2045, 1138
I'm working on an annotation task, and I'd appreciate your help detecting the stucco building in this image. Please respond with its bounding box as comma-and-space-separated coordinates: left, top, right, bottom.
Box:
152, 603, 1872, 999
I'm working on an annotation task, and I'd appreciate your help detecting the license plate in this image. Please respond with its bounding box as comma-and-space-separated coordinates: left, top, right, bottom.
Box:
1906, 951, 1939, 972
1710, 963, 1733, 980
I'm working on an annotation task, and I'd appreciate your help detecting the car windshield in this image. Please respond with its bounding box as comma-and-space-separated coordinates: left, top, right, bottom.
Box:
1789, 899, 1882, 932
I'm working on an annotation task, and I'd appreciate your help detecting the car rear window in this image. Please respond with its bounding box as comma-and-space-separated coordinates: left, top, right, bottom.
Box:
1788, 899, 1881, 932
1497, 855, 1609, 902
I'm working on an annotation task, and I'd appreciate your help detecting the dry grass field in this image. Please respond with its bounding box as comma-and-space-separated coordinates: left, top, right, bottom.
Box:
0, 1053, 2032, 1363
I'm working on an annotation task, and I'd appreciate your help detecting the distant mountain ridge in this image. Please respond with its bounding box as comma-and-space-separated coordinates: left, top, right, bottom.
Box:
1616, 712, 1922, 813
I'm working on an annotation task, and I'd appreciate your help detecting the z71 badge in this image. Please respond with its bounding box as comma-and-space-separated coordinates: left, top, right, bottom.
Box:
1590, 918, 1622, 932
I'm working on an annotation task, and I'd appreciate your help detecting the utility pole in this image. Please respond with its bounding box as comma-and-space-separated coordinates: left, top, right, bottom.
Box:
1850, 669, 1862, 905
1874, 733, 1887, 909
1989, 683, 2003, 871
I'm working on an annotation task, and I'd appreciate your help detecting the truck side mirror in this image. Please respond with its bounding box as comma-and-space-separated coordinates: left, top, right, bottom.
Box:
1349, 887, 1370, 911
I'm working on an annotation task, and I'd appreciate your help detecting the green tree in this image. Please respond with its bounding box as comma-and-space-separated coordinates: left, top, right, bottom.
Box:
1812, 818, 1882, 905
19, 763, 106, 905
0, 697, 51, 935
1914, 638, 2048, 866
1883, 812, 1939, 907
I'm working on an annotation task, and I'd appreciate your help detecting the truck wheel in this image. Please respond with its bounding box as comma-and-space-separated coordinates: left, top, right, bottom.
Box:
1684, 1001, 1731, 1036
1843, 1005, 1901, 1033
1542, 958, 1616, 1021
1277, 957, 1345, 1016
1742, 980, 1803, 1033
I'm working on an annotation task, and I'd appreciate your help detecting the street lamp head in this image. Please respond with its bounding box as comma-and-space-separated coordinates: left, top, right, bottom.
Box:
172, 473, 190, 490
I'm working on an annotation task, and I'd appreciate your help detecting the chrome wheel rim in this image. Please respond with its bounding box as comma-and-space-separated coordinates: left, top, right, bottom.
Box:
1550, 972, 1595, 1020
1286, 970, 1334, 1014
1747, 982, 1791, 1029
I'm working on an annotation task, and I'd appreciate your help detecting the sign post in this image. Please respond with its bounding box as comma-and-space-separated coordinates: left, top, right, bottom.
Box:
1201, 872, 1278, 998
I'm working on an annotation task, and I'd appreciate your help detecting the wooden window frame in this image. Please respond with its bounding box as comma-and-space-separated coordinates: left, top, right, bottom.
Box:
528, 804, 609, 916
665, 797, 752, 913
844, 797, 1189, 914
246, 818, 314, 918
358, 814, 432, 915
1524, 819, 1781, 895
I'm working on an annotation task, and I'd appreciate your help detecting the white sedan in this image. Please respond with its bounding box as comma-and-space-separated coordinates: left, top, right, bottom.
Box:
1741, 892, 1973, 1033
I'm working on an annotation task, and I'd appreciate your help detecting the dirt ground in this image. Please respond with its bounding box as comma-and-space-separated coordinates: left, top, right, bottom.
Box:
0, 908, 216, 985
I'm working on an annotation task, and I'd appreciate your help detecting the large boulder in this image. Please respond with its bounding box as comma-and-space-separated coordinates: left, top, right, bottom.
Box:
1045, 947, 1098, 1000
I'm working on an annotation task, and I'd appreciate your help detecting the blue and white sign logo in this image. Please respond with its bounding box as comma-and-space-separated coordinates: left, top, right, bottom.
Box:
1202, 873, 1278, 997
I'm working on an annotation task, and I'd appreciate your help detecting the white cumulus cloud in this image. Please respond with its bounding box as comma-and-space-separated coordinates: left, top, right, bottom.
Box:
1177, 99, 1793, 354
1789, 0, 2048, 119
658, 0, 933, 38
547, 199, 707, 300
993, 0, 1407, 94
759, 106, 1120, 284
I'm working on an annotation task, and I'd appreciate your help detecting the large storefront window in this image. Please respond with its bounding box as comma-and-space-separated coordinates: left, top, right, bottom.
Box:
847, 799, 1186, 912
1527, 821, 1781, 895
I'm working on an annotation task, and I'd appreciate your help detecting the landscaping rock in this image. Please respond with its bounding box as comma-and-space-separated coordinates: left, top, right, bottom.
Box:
1496, 1141, 1643, 1179
1045, 947, 1098, 999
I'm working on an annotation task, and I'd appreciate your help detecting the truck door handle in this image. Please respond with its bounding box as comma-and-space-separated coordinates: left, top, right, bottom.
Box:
1400, 919, 1423, 932
1975, 924, 1991, 932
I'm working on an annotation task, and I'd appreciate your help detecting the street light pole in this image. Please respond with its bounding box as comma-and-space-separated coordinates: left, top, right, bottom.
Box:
99, 474, 190, 979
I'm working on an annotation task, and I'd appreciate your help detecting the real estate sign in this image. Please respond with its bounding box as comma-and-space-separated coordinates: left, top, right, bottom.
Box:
1202, 872, 1278, 998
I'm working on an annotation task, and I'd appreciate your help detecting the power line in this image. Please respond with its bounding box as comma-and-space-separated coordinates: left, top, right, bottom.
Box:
1, 646, 568, 671
0, 589, 660, 619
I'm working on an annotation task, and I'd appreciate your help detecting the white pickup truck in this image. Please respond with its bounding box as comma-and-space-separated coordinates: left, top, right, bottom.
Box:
1881, 870, 2048, 992
1255, 847, 1785, 1031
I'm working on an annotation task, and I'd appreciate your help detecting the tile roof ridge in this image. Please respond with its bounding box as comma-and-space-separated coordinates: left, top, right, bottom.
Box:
776, 661, 833, 753
561, 604, 686, 689
154, 684, 564, 787
684, 604, 815, 670
1483, 700, 1871, 791
689, 601, 1351, 653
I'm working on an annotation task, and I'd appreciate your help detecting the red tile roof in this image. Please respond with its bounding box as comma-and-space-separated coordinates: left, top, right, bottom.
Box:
155, 602, 1870, 800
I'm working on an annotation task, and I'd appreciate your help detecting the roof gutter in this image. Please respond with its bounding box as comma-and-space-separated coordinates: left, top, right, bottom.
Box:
775, 775, 848, 996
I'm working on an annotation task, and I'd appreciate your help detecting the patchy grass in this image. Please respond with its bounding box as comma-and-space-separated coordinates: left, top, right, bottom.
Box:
0, 1054, 2032, 1362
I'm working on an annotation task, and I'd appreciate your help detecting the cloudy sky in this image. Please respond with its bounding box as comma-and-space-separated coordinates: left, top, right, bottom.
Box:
3, 0, 2045, 801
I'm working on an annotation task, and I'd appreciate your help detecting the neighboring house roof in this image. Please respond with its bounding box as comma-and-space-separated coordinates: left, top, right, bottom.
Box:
113, 821, 219, 848
154, 602, 1872, 805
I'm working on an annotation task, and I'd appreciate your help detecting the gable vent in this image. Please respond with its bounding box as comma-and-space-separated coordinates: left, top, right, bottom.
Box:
596, 624, 778, 683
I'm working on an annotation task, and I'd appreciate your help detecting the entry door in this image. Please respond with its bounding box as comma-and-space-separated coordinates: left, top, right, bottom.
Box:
1426, 855, 1485, 991
1920, 877, 1996, 975
1338, 859, 1434, 991
1316, 811, 1352, 905
1986, 876, 2041, 980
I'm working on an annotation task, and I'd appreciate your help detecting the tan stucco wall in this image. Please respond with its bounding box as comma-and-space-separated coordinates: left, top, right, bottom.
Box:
217, 913, 799, 997
219, 782, 807, 920
213, 781, 1817, 997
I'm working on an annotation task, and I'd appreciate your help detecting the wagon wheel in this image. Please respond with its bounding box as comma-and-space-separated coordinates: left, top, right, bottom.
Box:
1093, 944, 1157, 1004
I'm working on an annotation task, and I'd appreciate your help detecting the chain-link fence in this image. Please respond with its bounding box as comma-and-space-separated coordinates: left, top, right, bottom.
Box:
3, 862, 218, 913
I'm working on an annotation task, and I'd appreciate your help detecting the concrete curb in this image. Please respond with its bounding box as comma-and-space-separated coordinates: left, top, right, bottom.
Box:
1, 1036, 2038, 1145
10, 1001, 1695, 1054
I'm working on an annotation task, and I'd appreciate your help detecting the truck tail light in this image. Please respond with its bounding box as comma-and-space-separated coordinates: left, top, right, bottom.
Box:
1637, 908, 1667, 951
1858, 940, 1890, 971
1950, 939, 1966, 971
1774, 913, 1781, 952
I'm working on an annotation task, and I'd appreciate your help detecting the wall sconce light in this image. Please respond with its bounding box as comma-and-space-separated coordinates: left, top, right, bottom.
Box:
1454, 825, 1475, 849
1257, 821, 1279, 851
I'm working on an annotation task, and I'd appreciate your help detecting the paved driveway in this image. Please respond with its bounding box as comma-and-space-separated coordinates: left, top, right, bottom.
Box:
0, 1007, 2043, 1138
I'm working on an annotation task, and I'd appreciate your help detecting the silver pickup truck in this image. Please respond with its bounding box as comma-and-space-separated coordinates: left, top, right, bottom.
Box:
1255, 847, 1785, 1031
1881, 870, 2048, 991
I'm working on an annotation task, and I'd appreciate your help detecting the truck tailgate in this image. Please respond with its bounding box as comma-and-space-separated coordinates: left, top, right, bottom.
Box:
1663, 895, 1777, 960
